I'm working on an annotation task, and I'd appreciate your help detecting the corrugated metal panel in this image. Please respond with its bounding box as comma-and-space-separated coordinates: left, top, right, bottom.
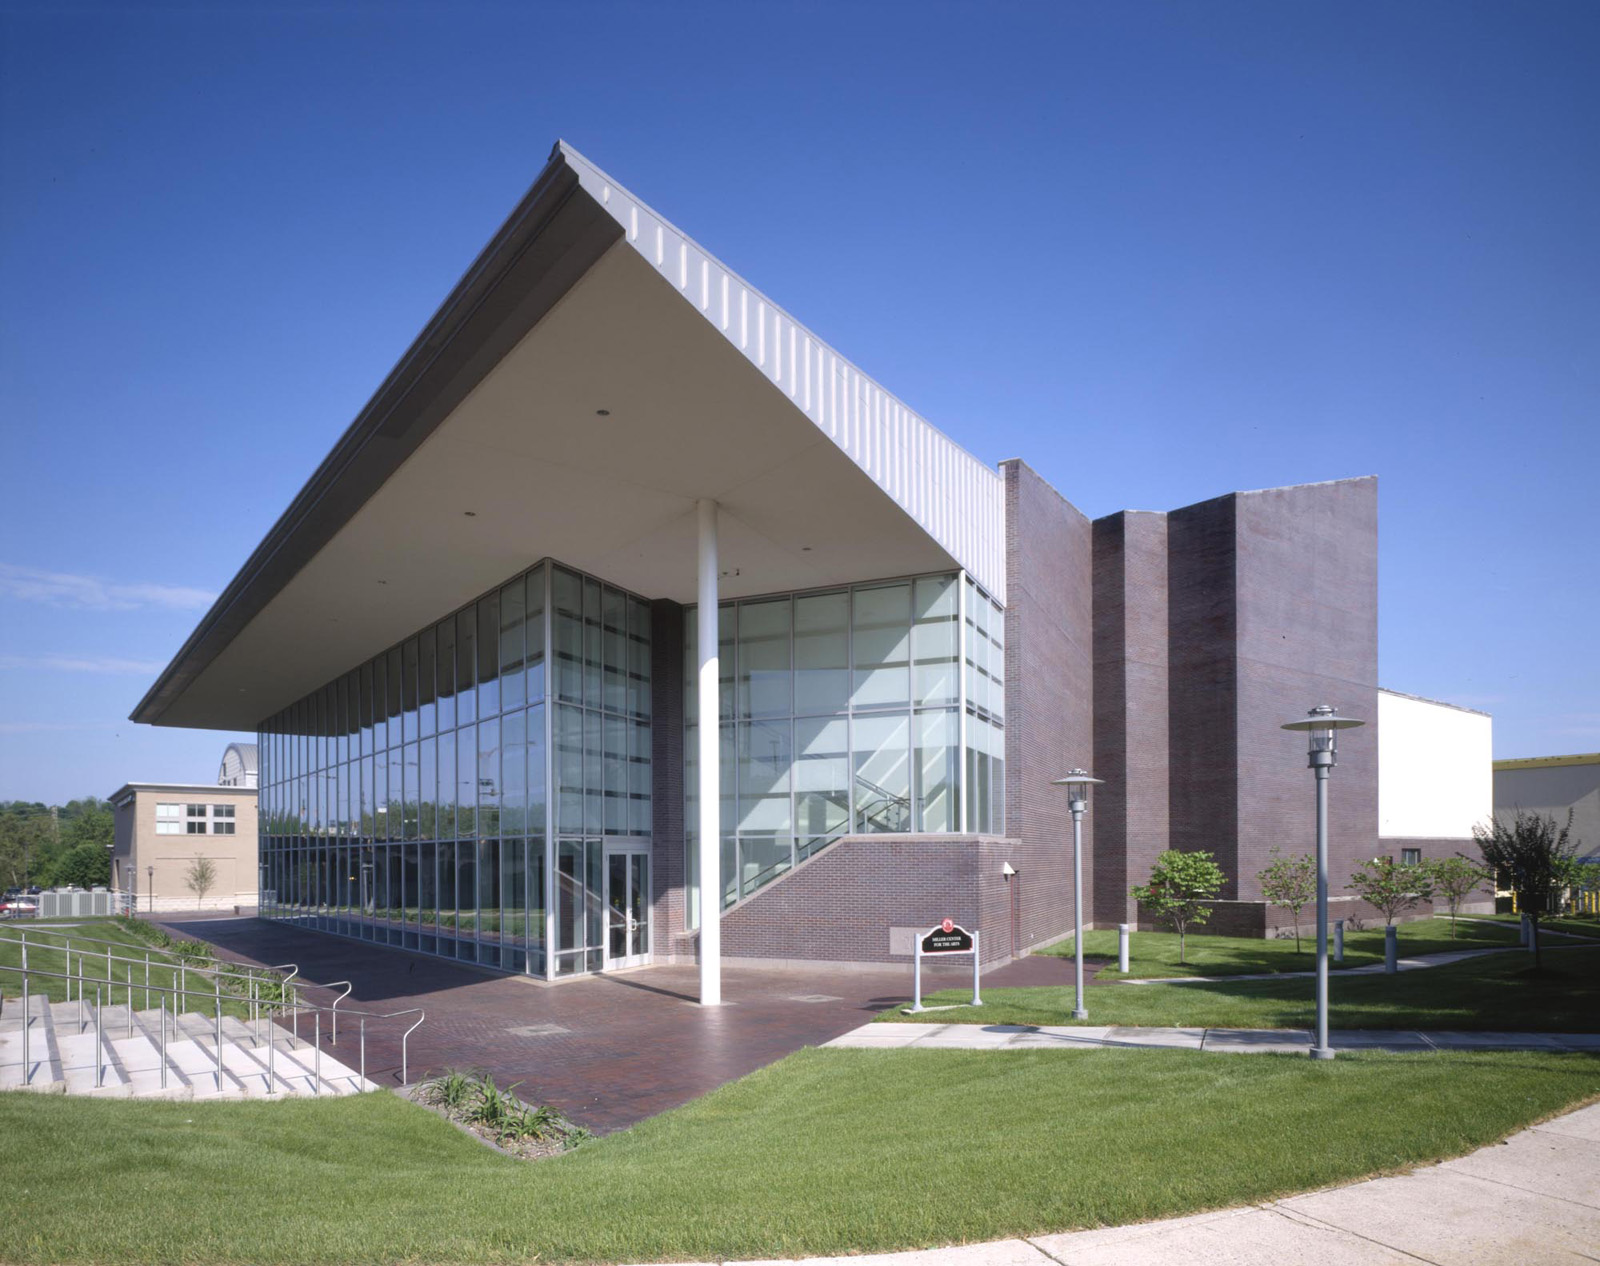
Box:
559, 143, 1007, 603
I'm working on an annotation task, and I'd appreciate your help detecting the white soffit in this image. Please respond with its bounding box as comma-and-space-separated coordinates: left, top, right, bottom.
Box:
559, 143, 1006, 602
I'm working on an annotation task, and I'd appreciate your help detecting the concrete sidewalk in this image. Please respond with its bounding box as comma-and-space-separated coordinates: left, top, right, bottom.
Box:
1116, 938, 1599, 985
650, 1099, 1600, 1265
824, 1021, 1600, 1054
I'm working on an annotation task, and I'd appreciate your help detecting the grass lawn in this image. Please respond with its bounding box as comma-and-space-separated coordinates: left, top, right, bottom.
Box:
883, 943, 1600, 1031
1039, 917, 1520, 978
1468, 913, 1600, 939
3, 1047, 1598, 1264
0, 922, 258, 1017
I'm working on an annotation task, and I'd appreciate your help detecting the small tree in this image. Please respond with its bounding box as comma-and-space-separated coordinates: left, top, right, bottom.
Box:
1473, 810, 1579, 970
1427, 855, 1491, 938
1257, 849, 1316, 952
1131, 850, 1228, 965
186, 856, 218, 909
1346, 856, 1435, 927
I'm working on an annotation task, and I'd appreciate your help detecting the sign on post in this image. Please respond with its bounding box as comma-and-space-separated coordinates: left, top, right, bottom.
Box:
908, 919, 983, 1012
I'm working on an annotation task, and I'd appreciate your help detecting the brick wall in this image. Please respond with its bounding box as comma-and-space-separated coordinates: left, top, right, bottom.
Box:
715, 834, 988, 964
1001, 459, 1095, 955
1232, 478, 1379, 901
1092, 510, 1170, 923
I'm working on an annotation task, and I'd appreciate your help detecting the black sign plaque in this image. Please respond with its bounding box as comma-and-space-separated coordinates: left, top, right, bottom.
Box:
920, 921, 974, 955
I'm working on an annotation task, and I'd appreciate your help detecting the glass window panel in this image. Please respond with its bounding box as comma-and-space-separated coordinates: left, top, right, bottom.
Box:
738, 718, 791, 833
915, 709, 959, 833
386, 748, 403, 841
386, 645, 403, 743
604, 713, 628, 835
402, 637, 419, 744
476, 593, 500, 718
419, 841, 436, 927
554, 567, 584, 705
627, 596, 651, 720
418, 737, 436, 840
851, 583, 911, 709
738, 598, 791, 718
501, 709, 526, 838
913, 575, 959, 706
557, 840, 583, 952
456, 725, 477, 837
740, 835, 793, 898
436, 617, 457, 733
500, 577, 526, 713
403, 742, 420, 838
630, 719, 651, 835
526, 564, 546, 704
477, 839, 500, 945
718, 605, 735, 721
584, 709, 603, 833
528, 703, 547, 841
436, 731, 455, 841
456, 607, 477, 726
477, 716, 501, 839
502, 835, 525, 958
435, 841, 455, 933
555, 704, 584, 834
795, 715, 849, 842
794, 592, 850, 716
603, 587, 628, 715
456, 841, 476, 944
583, 577, 602, 711
854, 712, 911, 833
403, 844, 419, 926
419, 624, 437, 737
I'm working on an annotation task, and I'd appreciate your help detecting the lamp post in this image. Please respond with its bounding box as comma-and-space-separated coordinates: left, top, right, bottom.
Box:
147, 865, 154, 914
1280, 706, 1365, 1060
1050, 769, 1104, 1020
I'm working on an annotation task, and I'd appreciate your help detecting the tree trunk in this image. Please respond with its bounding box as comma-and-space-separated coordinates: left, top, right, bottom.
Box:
1178, 924, 1187, 965
1293, 917, 1301, 954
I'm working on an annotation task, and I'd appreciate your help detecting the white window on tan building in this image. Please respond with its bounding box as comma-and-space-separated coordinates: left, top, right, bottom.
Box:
156, 803, 182, 835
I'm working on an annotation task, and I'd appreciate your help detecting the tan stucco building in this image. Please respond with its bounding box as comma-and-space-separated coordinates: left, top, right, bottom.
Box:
110, 744, 259, 912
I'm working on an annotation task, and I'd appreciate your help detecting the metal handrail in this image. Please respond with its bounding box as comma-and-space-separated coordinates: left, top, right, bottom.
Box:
1, 927, 291, 1001
1, 961, 423, 1091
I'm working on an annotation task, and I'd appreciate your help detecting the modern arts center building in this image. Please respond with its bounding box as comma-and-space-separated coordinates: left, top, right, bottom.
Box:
134, 143, 1488, 990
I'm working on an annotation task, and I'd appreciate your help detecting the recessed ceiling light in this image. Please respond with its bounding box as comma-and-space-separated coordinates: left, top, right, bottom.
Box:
464, 511, 477, 517
595, 408, 611, 416
801, 546, 812, 552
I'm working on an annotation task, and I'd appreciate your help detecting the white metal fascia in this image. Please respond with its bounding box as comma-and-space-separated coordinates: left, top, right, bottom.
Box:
558, 142, 1007, 603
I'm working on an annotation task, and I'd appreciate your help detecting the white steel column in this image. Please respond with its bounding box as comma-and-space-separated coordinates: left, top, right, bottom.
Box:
696, 499, 723, 1006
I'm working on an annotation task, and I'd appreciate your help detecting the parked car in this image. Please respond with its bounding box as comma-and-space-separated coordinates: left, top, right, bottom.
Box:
0, 898, 39, 918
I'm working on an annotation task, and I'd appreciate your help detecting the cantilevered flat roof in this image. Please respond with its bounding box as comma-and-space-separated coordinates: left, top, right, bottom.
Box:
134, 142, 1003, 731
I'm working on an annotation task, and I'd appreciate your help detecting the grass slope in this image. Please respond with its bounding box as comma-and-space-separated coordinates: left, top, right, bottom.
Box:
883, 944, 1600, 1030
3, 1048, 1598, 1264
1040, 917, 1519, 978
0, 922, 255, 1017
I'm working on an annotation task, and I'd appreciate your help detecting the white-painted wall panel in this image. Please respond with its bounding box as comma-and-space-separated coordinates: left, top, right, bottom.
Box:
1378, 690, 1493, 839
562, 142, 1007, 602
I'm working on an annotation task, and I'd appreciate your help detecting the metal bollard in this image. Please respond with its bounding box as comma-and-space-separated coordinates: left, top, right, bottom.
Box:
1384, 924, 1398, 974
1334, 919, 1344, 963
1520, 913, 1530, 946
1118, 923, 1130, 973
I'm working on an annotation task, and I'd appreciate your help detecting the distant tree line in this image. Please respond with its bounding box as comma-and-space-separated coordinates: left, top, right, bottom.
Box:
0, 798, 114, 889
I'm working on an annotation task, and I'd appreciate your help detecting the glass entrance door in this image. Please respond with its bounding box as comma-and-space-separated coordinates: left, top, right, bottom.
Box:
605, 851, 650, 968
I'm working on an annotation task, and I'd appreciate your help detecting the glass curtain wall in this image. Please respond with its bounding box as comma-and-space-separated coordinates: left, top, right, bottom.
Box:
685, 572, 1004, 928
257, 559, 651, 978
550, 565, 653, 977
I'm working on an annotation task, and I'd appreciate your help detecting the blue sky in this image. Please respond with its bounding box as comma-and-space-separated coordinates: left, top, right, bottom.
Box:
1, 1, 1596, 804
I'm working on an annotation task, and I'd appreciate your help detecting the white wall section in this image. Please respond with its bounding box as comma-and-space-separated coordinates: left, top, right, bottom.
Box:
560, 142, 1007, 602
1378, 689, 1492, 839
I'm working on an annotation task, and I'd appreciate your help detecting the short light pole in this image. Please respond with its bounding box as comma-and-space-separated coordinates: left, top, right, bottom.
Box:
1051, 769, 1104, 1020
1281, 706, 1365, 1061
146, 866, 155, 914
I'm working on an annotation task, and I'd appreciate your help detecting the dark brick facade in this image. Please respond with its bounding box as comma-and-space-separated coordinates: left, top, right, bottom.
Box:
999, 459, 1096, 956
658, 473, 1383, 968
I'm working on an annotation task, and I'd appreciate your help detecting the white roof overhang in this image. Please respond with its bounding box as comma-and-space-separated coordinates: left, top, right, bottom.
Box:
134, 143, 1003, 731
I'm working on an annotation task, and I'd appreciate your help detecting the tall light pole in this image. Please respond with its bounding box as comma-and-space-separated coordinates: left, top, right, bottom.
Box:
147, 865, 155, 914
1051, 769, 1103, 1020
1280, 706, 1365, 1060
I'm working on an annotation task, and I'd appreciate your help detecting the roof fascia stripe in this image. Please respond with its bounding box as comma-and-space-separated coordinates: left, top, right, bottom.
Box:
558, 142, 1006, 602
